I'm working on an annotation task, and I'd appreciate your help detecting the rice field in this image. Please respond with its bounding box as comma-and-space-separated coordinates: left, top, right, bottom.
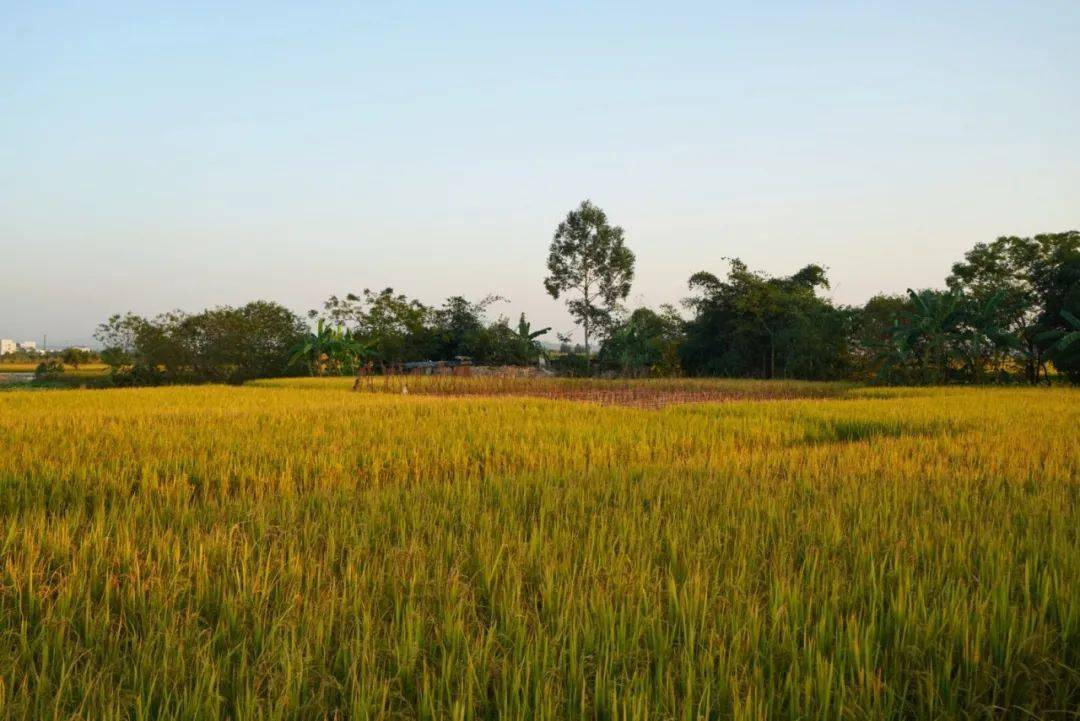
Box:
0, 379, 1076, 719
0, 363, 109, 373
0, 364, 40, 374
349, 375, 856, 408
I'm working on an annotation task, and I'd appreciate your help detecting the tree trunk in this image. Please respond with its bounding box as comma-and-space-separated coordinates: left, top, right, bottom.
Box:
582, 280, 592, 375
583, 315, 590, 374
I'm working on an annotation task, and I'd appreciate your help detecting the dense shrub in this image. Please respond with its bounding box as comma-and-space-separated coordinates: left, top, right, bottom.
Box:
95, 301, 307, 386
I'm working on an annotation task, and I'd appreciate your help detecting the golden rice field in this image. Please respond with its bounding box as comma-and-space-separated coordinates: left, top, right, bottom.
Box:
0, 363, 109, 373
0, 378, 1077, 720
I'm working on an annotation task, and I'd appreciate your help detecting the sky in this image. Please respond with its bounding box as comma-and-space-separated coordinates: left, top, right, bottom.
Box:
2, 1, 1078, 347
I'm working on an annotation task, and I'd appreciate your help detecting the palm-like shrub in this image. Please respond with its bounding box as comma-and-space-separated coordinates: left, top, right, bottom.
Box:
1038, 310, 1080, 382
515, 314, 551, 362
879, 289, 1020, 384
289, 320, 374, 376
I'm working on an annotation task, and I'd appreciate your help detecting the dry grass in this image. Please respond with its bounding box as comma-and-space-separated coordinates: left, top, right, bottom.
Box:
340, 374, 855, 408
0, 379, 1076, 719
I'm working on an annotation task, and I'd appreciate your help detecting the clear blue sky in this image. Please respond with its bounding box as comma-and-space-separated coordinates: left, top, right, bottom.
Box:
2, 1, 1078, 346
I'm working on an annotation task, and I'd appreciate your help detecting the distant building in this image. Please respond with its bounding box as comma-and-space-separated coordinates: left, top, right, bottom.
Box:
0, 339, 15, 355
18, 341, 38, 353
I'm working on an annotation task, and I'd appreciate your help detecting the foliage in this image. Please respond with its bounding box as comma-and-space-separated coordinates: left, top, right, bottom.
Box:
883, 289, 966, 384
516, 313, 551, 343
1040, 309, 1080, 382
33, 357, 65, 380
318, 288, 437, 366
544, 200, 635, 361
547, 352, 590, 377
59, 347, 95, 369
94, 301, 307, 385
312, 292, 550, 368
873, 289, 1027, 385
288, 319, 374, 376
83, 229, 1079, 386
1036, 249, 1080, 382
430, 295, 507, 362
597, 306, 684, 376
948, 231, 1080, 382
680, 259, 851, 380
514, 313, 551, 361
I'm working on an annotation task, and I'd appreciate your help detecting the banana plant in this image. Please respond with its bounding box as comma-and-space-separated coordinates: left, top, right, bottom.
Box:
887, 289, 965, 384
957, 291, 1020, 381
516, 313, 551, 342
331, 330, 376, 376
516, 313, 551, 361
873, 334, 912, 384
1037, 309, 1080, 351
289, 320, 375, 376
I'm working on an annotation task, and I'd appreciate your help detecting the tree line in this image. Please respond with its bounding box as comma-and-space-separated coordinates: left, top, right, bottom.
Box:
93, 201, 1079, 385
546, 202, 1079, 384
93, 294, 553, 385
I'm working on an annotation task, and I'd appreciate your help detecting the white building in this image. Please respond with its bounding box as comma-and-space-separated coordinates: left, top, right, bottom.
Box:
0, 339, 15, 355
18, 341, 38, 353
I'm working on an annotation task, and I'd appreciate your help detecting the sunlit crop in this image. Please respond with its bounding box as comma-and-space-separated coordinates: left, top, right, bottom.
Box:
0, 364, 40, 373
0, 362, 109, 373
0, 379, 1076, 719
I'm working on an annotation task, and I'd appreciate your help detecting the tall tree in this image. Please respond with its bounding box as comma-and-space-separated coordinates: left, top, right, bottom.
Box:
60, 347, 92, 370
680, 260, 849, 379
431, 295, 505, 361
850, 294, 912, 381
599, 306, 684, 377
1036, 248, 1080, 382
95, 302, 306, 384
886, 289, 966, 384
947, 231, 1080, 383
316, 289, 436, 366
544, 200, 635, 366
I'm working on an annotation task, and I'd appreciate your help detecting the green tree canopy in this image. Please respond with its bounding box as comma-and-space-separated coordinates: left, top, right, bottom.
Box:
947, 231, 1080, 382
95, 302, 306, 384
544, 200, 635, 366
598, 306, 684, 377
680, 260, 850, 380
1037, 249, 1080, 382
